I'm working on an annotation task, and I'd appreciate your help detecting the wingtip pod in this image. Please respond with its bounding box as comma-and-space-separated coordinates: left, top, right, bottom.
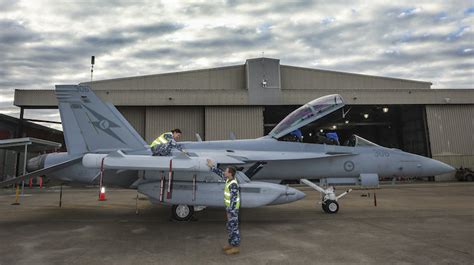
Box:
82, 153, 108, 168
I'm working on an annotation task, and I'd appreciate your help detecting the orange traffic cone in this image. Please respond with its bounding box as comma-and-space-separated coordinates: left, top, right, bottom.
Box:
99, 186, 107, 201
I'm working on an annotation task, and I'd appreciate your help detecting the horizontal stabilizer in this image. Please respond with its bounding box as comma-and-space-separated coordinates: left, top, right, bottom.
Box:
0, 156, 82, 187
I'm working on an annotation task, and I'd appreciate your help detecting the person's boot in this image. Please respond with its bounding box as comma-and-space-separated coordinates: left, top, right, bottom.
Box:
225, 247, 240, 255
222, 245, 232, 251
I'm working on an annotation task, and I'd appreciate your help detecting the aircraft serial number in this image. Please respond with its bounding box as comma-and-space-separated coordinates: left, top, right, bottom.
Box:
78, 86, 90, 92
374, 150, 390, 157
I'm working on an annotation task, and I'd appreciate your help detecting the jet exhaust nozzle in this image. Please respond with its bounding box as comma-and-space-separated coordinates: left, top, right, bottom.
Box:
26, 154, 47, 172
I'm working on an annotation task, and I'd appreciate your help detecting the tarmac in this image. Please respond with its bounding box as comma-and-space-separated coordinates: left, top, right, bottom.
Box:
0, 182, 473, 265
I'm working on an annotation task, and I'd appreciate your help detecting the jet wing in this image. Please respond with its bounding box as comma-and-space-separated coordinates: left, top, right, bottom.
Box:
82, 150, 245, 172
0, 155, 83, 187
193, 150, 356, 164
81, 149, 356, 182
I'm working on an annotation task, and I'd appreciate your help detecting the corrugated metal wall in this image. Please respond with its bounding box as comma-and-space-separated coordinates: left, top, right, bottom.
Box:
205, 107, 264, 140
145, 107, 204, 143
117, 107, 145, 138
280, 66, 431, 90
426, 105, 474, 168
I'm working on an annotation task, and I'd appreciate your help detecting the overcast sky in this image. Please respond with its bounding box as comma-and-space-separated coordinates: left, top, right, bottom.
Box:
0, 0, 473, 128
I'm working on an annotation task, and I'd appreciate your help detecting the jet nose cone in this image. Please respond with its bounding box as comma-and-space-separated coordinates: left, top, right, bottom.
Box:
436, 161, 456, 174
425, 158, 455, 175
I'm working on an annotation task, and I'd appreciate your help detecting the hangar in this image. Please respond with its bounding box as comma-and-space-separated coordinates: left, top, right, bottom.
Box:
0, 114, 64, 181
13, 57, 474, 180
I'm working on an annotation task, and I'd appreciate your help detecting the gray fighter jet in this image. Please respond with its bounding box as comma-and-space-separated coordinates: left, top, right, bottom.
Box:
2, 85, 454, 220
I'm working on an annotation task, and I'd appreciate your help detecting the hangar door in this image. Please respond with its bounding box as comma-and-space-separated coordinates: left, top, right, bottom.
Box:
205, 107, 264, 140
426, 105, 474, 168
145, 107, 204, 142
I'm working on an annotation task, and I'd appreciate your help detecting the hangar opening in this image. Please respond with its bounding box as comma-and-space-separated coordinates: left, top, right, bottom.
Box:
264, 105, 430, 157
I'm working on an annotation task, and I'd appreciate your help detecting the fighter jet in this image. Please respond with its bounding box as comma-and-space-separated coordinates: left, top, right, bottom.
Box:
2, 85, 454, 220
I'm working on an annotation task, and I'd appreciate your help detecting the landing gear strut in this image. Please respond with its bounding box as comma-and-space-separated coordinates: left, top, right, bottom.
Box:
300, 179, 352, 214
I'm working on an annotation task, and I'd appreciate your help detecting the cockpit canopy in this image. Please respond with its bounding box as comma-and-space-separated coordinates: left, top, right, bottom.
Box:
269, 94, 345, 139
344, 135, 380, 147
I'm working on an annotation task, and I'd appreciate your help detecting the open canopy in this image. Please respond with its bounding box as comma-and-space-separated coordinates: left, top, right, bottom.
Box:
269, 94, 345, 139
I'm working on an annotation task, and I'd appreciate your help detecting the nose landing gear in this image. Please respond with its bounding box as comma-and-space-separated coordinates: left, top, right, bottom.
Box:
300, 179, 352, 214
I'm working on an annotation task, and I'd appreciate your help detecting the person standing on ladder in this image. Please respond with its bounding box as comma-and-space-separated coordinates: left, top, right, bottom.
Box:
207, 159, 241, 255
150, 129, 184, 156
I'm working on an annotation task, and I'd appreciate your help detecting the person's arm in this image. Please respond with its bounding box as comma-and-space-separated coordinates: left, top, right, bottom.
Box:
169, 138, 183, 151
164, 133, 184, 152
228, 183, 239, 209
207, 159, 225, 180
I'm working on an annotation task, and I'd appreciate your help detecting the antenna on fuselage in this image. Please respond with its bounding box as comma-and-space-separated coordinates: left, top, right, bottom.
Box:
90, 56, 95, 82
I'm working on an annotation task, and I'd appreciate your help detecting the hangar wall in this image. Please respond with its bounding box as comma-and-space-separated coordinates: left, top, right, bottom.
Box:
145, 107, 204, 143
117, 107, 145, 137
426, 105, 474, 168
205, 106, 264, 140
117, 106, 264, 142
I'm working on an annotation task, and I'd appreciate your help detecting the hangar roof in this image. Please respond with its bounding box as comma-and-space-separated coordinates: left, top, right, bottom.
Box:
0, 137, 61, 153
76, 58, 431, 91
12, 57, 473, 107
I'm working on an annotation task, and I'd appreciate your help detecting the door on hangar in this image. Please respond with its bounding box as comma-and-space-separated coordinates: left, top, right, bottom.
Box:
145, 107, 204, 143
264, 105, 430, 156
205, 106, 264, 140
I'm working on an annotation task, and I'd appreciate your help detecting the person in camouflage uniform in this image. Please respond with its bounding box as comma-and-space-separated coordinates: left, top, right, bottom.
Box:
207, 159, 241, 255
150, 129, 183, 156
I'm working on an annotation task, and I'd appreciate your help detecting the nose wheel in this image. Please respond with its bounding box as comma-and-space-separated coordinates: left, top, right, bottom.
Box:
301, 179, 351, 214
322, 200, 339, 214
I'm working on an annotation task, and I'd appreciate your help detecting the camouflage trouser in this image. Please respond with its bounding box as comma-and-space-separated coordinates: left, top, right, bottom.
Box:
151, 144, 171, 156
226, 208, 240, 247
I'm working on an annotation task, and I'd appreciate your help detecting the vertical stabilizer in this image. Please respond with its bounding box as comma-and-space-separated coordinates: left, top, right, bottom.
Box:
56, 85, 148, 154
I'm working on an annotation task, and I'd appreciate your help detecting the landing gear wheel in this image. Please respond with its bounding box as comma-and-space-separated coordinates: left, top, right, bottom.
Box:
322, 200, 339, 214
171, 204, 194, 221
466, 174, 473, 182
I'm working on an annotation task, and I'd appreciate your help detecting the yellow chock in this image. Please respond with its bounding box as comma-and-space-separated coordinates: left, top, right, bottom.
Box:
11, 184, 20, 205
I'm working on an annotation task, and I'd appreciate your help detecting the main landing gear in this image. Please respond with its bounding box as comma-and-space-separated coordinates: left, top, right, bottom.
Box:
171, 204, 194, 221
300, 179, 352, 214
171, 204, 206, 221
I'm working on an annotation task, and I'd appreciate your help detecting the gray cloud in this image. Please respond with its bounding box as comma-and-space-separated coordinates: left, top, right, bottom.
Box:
0, 19, 42, 46
182, 26, 273, 50
0, 1, 473, 128
0, 0, 17, 11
